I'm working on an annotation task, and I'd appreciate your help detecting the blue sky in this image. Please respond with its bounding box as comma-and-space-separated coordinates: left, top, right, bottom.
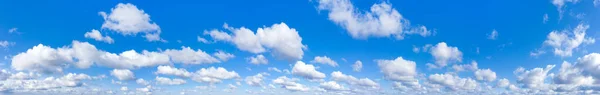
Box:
0, 0, 599, 94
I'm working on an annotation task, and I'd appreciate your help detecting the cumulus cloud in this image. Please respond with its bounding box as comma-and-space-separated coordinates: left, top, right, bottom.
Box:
272, 76, 310, 91
553, 53, 600, 88
84, 29, 114, 44
163, 46, 221, 64
205, 23, 306, 60
514, 65, 555, 89
292, 61, 326, 80
428, 42, 463, 68
111, 69, 135, 80
155, 65, 192, 78
331, 71, 378, 87
213, 50, 235, 61
310, 56, 338, 67
352, 60, 363, 72
316, 0, 431, 40
99, 3, 164, 42
248, 54, 268, 65
320, 81, 346, 91
542, 23, 595, 57
191, 67, 240, 84
245, 73, 267, 86
428, 73, 478, 91
155, 76, 186, 85
136, 78, 150, 85
497, 78, 510, 88
474, 69, 497, 82
11, 44, 73, 73
377, 57, 418, 85
452, 61, 478, 72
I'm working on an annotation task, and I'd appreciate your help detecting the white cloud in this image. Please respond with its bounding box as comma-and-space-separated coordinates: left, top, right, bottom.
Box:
292, 61, 326, 80
316, 0, 431, 39
163, 46, 221, 64
84, 29, 114, 44
514, 65, 555, 89
377, 57, 417, 84
331, 71, 378, 87
474, 69, 497, 82
155, 76, 186, 85
8, 72, 40, 80
99, 3, 164, 42
0, 40, 15, 48
352, 60, 363, 72
8, 28, 18, 34
543, 14, 549, 23
268, 67, 282, 73
452, 61, 478, 72
497, 78, 510, 88
155, 65, 192, 78
0, 73, 92, 91
136, 78, 150, 85
111, 69, 135, 80
191, 67, 240, 84
245, 73, 267, 86
543, 23, 595, 57
428, 73, 478, 91
310, 56, 338, 67
320, 81, 346, 91
429, 42, 463, 68
206, 23, 307, 60
553, 53, 599, 87
197, 36, 210, 44
121, 86, 128, 91
272, 76, 310, 91
213, 50, 235, 61
248, 54, 268, 65
11, 44, 73, 73
487, 29, 498, 40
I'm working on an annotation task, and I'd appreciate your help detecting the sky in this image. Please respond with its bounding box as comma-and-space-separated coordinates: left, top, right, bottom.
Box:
0, 0, 599, 95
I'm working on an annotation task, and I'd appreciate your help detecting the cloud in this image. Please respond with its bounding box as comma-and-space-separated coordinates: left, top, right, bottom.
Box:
272, 76, 310, 91
111, 69, 135, 80
136, 78, 150, 85
245, 73, 267, 86
268, 67, 282, 73
205, 23, 307, 60
213, 50, 235, 61
320, 81, 347, 91
0, 40, 15, 48
0, 73, 92, 91
99, 3, 164, 42
451, 61, 478, 72
553, 53, 600, 87
155, 76, 186, 85
248, 54, 268, 65
487, 30, 498, 40
497, 78, 510, 88
474, 69, 497, 82
292, 61, 326, 80
191, 67, 240, 84
428, 73, 478, 91
11, 44, 73, 73
155, 65, 192, 78
163, 46, 221, 64
428, 42, 463, 68
543, 14, 549, 23
310, 56, 338, 67
377, 57, 417, 84
197, 36, 211, 44
8, 28, 18, 34
8, 72, 40, 80
514, 65, 555, 89
84, 29, 114, 44
543, 23, 595, 57
315, 0, 431, 40
352, 60, 363, 72
331, 71, 378, 87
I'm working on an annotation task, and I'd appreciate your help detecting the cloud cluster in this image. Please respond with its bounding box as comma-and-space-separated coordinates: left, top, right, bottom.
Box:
99, 3, 163, 41
292, 61, 326, 80
542, 23, 595, 57
191, 67, 240, 84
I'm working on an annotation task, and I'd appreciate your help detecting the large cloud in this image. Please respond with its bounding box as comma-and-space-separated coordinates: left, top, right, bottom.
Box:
542, 23, 595, 57
315, 0, 431, 39
163, 46, 221, 64
0, 73, 92, 92
292, 61, 326, 80
377, 57, 417, 84
11, 44, 73, 73
155, 76, 186, 85
428, 73, 478, 91
191, 67, 240, 84
474, 69, 497, 82
111, 69, 135, 80
272, 76, 310, 91
205, 23, 306, 60
99, 3, 164, 41
514, 65, 555, 89
155, 65, 192, 78
428, 42, 463, 68
245, 73, 267, 87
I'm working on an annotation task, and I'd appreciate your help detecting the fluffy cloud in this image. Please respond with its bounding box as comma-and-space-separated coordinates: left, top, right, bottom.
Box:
111, 69, 135, 80
84, 29, 114, 44
213, 50, 235, 61
320, 81, 346, 91
8, 72, 40, 80
11, 44, 73, 73
272, 76, 309, 91
352, 60, 363, 72
452, 61, 478, 72
497, 78, 510, 88
310, 56, 338, 67
514, 65, 555, 89
543, 23, 595, 57
155, 65, 192, 78
136, 78, 150, 85
487, 30, 498, 40
248, 54, 268, 65
331, 71, 378, 87
292, 61, 326, 80
428, 42, 463, 68
377, 57, 417, 84
99, 3, 163, 41
155, 76, 186, 85
191, 67, 240, 84
0, 73, 92, 91
245, 73, 267, 86
205, 23, 306, 60
163, 46, 221, 64
316, 0, 431, 39
428, 73, 478, 91
553, 53, 600, 88
474, 69, 497, 82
